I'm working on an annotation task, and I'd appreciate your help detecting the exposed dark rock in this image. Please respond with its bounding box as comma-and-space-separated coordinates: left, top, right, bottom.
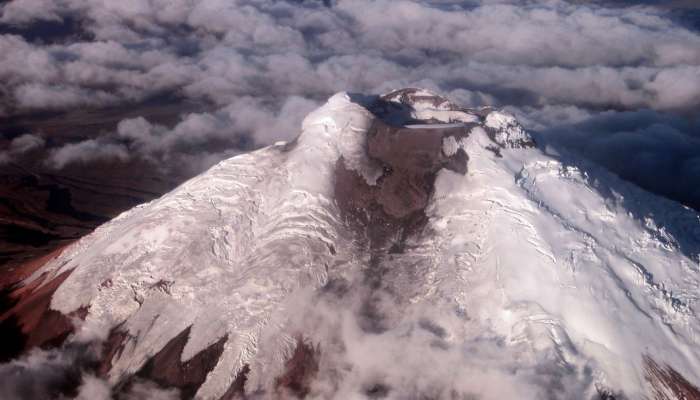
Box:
381, 88, 455, 110
150, 279, 175, 295
486, 144, 503, 158
132, 326, 228, 400
334, 100, 474, 337
218, 364, 251, 400
215, 339, 320, 399
367, 88, 489, 126
367, 120, 470, 216
98, 326, 130, 377
644, 355, 700, 400
0, 268, 78, 362
0, 242, 72, 290
596, 386, 627, 400
418, 318, 447, 339
0, 223, 62, 247
364, 383, 390, 398
356, 292, 391, 333
274, 338, 320, 399
334, 118, 470, 250
483, 125, 536, 150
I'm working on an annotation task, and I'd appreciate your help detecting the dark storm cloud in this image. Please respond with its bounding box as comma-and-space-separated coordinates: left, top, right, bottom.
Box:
0, 0, 698, 204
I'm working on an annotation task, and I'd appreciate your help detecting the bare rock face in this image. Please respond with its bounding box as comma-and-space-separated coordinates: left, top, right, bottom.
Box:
334, 122, 469, 250
218, 365, 250, 400
369, 88, 535, 149
128, 327, 228, 399
334, 89, 477, 253
644, 356, 700, 400
274, 339, 320, 398
0, 245, 76, 362
98, 327, 130, 377
367, 121, 469, 216
331, 90, 480, 345
370, 88, 486, 124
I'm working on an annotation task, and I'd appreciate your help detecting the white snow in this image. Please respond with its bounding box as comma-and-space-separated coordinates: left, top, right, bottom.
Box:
25, 90, 700, 399
383, 89, 481, 125
425, 128, 700, 397
485, 110, 532, 147
441, 135, 461, 157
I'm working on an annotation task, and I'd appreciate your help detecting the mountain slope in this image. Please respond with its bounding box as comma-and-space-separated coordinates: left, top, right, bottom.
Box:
1, 89, 699, 399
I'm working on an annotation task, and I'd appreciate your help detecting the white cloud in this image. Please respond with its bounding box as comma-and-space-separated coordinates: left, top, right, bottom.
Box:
0, 0, 66, 24
0, 133, 45, 164
47, 139, 130, 168
1, 0, 698, 113
9, 133, 45, 154
0, 0, 698, 203
75, 375, 111, 400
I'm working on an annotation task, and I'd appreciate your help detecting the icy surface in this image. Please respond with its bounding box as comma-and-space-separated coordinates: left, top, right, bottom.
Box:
26, 90, 700, 399
485, 110, 532, 148
426, 128, 700, 397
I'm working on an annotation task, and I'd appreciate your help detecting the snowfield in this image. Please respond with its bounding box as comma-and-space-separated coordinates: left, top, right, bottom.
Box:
18, 89, 700, 399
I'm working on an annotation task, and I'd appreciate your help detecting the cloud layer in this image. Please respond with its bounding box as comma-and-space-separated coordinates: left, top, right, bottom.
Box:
0, 0, 698, 194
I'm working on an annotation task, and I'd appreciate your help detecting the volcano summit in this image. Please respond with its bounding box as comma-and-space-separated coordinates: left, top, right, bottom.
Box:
1, 89, 699, 400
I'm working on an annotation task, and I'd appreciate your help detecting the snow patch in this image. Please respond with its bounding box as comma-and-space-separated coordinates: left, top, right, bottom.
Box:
485, 110, 532, 148
442, 136, 461, 157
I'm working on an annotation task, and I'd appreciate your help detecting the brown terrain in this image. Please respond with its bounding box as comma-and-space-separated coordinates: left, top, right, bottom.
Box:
0, 160, 177, 268
0, 100, 198, 363
644, 356, 700, 400
0, 157, 181, 365
0, 99, 199, 270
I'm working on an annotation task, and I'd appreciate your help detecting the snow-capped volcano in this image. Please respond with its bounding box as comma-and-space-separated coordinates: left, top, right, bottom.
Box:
1, 89, 700, 399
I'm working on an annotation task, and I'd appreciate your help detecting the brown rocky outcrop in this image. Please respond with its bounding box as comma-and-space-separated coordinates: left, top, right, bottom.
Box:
644, 355, 700, 400
0, 244, 79, 362
334, 118, 471, 251
127, 327, 228, 399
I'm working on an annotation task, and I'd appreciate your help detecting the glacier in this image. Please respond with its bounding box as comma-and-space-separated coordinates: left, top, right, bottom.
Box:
3, 88, 700, 399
